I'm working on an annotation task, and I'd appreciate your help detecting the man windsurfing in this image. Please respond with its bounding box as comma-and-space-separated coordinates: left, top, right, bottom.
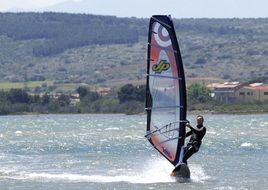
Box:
171, 115, 206, 178
183, 115, 206, 165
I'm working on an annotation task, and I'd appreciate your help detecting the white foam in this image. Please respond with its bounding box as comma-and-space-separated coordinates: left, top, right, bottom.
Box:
240, 142, 253, 147
3, 160, 175, 184
0, 159, 210, 184
134, 158, 176, 183
15, 131, 23, 136
136, 160, 210, 184
215, 186, 235, 190
189, 164, 210, 183
104, 127, 119, 131
207, 131, 217, 134
123, 135, 143, 140
0, 169, 16, 177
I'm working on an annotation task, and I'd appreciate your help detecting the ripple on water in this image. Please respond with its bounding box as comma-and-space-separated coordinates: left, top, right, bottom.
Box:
240, 142, 253, 147
104, 127, 120, 131
0, 114, 267, 189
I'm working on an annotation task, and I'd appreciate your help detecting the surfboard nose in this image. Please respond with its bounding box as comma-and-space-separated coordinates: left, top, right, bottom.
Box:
170, 163, 190, 179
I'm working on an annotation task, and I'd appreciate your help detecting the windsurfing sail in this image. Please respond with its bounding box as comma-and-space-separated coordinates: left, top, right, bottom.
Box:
145, 15, 187, 167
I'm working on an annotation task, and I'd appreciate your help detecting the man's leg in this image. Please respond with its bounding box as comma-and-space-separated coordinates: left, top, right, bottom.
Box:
183, 145, 198, 164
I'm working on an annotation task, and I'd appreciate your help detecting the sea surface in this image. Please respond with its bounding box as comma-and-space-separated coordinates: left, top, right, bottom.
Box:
0, 113, 267, 190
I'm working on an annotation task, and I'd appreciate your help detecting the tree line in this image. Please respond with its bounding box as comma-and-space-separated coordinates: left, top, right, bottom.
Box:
1, 83, 266, 115
0, 89, 72, 115
0, 12, 144, 57
0, 84, 146, 115
1, 12, 264, 58
0, 83, 212, 115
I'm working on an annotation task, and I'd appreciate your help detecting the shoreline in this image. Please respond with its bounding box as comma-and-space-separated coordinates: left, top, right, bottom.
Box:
187, 110, 268, 115
1, 110, 268, 116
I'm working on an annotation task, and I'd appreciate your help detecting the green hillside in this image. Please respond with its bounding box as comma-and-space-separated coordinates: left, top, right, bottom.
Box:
0, 12, 268, 91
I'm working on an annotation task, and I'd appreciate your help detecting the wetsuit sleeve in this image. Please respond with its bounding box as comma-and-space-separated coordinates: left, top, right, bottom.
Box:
186, 130, 192, 137
188, 126, 206, 136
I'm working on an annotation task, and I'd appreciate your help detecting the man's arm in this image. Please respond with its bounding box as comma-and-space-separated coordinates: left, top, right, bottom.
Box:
185, 123, 193, 137
185, 130, 192, 137
186, 124, 205, 135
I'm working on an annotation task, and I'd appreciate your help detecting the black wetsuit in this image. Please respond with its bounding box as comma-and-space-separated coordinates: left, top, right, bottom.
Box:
183, 124, 206, 164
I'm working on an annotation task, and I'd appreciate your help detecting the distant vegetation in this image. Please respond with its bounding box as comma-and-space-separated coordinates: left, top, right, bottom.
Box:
0, 13, 267, 115
0, 12, 268, 85
0, 12, 143, 57
1, 83, 267, 115
0, 84, 146, 115
187, 83, 212, 104
0, 88, 79, 115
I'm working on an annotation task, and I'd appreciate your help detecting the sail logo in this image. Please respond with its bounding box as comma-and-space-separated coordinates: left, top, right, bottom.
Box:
153, 22, 171, 47
152, 60, 170, 73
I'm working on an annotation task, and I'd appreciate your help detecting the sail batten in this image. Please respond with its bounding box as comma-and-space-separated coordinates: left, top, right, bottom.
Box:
147, 74, 182, 80
145, 106, 183, 111
145, 15, 187, 166
148, 44, 179, 53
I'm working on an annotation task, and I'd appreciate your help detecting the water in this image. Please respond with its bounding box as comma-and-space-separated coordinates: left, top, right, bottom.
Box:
0, 113, 267, 189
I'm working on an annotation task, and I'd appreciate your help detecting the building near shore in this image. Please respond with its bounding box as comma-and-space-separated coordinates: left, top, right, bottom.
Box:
236, 83, 268, 102
207, 82, 268, 103
209, 82, 242, 103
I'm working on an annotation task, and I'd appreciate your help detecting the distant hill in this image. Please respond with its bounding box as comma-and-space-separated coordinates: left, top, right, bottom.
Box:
0, 12, 267, 87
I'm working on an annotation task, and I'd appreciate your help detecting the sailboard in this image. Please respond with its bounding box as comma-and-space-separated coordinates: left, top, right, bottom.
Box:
145, 15, 189, 179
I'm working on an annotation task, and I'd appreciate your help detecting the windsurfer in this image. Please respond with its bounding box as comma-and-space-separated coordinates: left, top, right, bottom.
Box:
183, 115, 206, 165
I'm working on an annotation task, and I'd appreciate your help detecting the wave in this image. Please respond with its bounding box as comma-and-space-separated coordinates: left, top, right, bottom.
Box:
240, 142, 253, 147
104, 127, 120, 131
0, 158, 209, 184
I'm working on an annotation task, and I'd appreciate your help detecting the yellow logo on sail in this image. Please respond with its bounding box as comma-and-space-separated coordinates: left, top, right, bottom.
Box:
152, 60, 170, 73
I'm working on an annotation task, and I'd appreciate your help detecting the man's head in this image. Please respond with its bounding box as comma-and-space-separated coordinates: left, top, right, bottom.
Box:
196, 115, 204, 126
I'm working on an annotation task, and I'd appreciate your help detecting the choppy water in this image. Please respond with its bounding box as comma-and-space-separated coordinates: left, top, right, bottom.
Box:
0, 114, 267, 189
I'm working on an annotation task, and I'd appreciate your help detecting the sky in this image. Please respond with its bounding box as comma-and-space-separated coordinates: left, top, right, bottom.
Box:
0, 0, 268, 18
